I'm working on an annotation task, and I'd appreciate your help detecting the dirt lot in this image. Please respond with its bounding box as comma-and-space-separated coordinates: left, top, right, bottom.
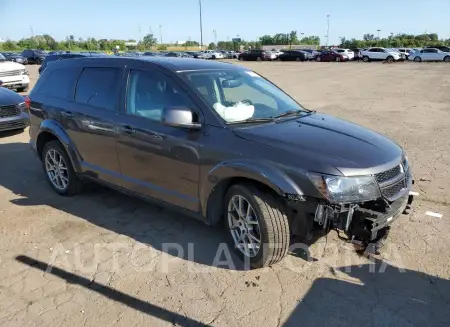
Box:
1, 62, 449, 327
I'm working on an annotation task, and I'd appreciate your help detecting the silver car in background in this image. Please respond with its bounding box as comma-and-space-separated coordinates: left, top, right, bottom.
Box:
408, 48, 450, 62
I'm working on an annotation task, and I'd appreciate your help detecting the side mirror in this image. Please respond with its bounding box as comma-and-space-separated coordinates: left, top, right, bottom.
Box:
162, 106, 201, 130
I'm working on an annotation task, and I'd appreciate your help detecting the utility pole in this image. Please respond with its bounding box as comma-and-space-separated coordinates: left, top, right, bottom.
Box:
138, 24, 142, 43
159, 25, 163, 44
326, 14, 330, 46
377, 29, 381, 39
30, 26, 34, 38
213, 29, 217, 44
199, 0, 203, 50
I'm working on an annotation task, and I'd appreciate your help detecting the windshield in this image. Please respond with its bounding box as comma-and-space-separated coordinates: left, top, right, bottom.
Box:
183, 70, 308, 123
0, 53, 5, 60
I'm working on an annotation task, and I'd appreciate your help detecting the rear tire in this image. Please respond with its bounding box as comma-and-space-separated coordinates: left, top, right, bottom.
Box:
239, 56, 244, 61
444, 56, 450, 62
336, 57, 341, 62
414, 56, 421, 62
362, 56, 370, 62
42, 140, 83, 196
224, 184, 290, 268
316, 56, 321, 62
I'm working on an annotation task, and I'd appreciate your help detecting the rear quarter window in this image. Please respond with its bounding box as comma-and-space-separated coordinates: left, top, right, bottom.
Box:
32, 67, 80, 99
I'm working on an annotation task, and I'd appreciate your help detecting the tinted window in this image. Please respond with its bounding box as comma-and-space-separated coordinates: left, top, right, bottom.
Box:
126, 70, 191, 122
38, 68, 80, 99
75, 68, 120, 111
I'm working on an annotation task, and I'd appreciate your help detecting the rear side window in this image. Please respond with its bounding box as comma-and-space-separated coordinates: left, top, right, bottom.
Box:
36, 68, 80, 99
75, 67, 120, 111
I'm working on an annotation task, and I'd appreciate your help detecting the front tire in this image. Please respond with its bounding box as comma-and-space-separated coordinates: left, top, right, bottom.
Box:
362, 56, 370, 62
414, 56, 421, 62
42, 140, 82, 196
386, 56, 394, 63
444, 56, 450, 62
239, 56, 244, 61
224, 184, 290, 268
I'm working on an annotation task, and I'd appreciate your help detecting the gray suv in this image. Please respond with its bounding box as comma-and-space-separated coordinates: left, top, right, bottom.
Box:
28, 57, 414, 268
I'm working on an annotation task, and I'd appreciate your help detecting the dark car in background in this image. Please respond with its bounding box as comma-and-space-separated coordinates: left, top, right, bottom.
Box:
316, 50, 348, 62
21, 49, 47, 64
0, 86, 29, 132
38, 52, 105, 75
143, 52, 160, 57
1, 52, 28, 64
277, 50, 307, 61
238, 49, 275, 61
424, 45, 450, 52
28, 56, 413, 268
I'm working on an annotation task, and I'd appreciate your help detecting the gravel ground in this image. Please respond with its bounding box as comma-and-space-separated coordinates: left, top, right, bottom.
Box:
0, 62, 449, 327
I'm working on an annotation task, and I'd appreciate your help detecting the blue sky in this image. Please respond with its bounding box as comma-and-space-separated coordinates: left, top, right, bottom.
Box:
1, 0, 449, 45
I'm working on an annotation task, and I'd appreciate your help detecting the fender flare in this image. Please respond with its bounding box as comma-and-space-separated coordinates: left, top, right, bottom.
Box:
37, 119, 82, 173
200, 159, 304, 220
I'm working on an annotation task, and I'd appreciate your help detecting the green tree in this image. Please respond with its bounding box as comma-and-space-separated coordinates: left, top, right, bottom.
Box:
142, 34, 157, 48
183, 40, 199, 47
157, 44, 167, 50
208, 42, 216, 50
2, 40, 19, 51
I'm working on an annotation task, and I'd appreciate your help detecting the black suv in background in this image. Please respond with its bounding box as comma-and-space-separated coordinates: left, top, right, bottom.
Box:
21, 49, 47, 64
277, 50, 307, 61
424, 45, 450, 52
38, 52, 105, 75
28, 57, 413, 268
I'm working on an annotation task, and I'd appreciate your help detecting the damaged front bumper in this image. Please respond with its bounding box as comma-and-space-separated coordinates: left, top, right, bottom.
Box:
289, 185, 415, 244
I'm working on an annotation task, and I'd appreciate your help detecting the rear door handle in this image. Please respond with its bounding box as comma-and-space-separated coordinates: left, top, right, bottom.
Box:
61, 111, 74, 118
121, 125, 136, 134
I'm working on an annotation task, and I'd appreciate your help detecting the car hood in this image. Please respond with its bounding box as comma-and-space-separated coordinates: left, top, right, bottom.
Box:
0, 61, 25, 72
0, 87, 25, 106
233, 113, 403, 176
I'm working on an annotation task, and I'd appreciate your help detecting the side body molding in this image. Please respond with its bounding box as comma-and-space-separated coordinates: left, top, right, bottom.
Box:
37, 119, 82, 173
200, 159, 304, 219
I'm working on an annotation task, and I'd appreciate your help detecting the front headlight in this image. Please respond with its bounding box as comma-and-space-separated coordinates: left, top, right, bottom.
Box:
308, 172, 381, 203
20, 69, 28, 75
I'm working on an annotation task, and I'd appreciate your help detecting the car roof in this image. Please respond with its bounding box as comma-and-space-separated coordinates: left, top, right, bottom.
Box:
47, 56, 245, 72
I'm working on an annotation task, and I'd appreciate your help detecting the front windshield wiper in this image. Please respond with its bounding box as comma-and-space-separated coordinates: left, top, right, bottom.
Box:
226, 117, 275, 125
272, 109, 315, 120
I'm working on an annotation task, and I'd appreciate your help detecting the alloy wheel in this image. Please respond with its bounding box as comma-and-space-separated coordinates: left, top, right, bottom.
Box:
227, 195, 261, 258
45, 149, 69, 191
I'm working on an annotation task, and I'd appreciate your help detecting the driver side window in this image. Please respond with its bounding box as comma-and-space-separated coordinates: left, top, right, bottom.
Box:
126, 70, 191, 122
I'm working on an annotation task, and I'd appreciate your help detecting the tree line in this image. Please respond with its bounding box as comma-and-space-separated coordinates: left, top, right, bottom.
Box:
1, 32, 449, 52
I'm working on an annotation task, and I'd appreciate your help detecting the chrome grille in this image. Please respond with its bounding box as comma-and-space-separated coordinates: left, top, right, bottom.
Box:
0, 105, 21, 118
375, 158, 410, 201
374, 165, 401, 183
381, 179, 406, 199
0, 70, 21, 77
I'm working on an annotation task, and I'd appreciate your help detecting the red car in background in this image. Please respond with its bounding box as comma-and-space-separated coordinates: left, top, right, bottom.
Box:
316, 50, 348, 62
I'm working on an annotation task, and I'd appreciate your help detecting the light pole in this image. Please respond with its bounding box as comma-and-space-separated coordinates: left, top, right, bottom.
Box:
199, 0, 203, 50
213, 29, 217, 45
326, 14, 330, 46
159, 25, 163, 44
377, 29, 381, 39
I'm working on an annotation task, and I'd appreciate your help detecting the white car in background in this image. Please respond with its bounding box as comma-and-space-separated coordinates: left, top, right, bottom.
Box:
0, 53, 29, 92
408, 48, 450, 62
334, 48, 354, 60
205, 50, 224, 59
360, 47, 402, 63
